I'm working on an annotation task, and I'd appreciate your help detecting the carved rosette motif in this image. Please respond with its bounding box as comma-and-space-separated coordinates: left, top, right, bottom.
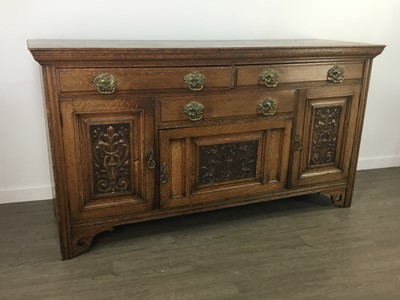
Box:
310, 106, 342, 165
198, 141, 258, 184
90, 124, 131, 195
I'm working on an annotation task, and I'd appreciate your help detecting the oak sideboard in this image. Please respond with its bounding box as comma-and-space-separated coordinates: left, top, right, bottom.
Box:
29, 39, 384, 259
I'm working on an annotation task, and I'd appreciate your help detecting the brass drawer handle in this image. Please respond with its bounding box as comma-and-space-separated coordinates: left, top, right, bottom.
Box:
184, 71, 205, 91
259, 68, 278, 87
93, 73, 118, 94
327, 65, 344, 83
258, 98, 277, 116
183, 101, 205, 121
147, 148, 156, 169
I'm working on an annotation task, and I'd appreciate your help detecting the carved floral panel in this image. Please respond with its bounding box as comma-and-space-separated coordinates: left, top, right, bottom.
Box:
90, 123, 131, 195
310, 106, 342, 165
198, 140, 258, 184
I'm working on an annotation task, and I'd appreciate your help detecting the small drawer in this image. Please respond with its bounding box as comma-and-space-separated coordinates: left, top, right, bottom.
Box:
159, 90, 295, 123
236, 62, 364, 87
58, 66, 234, 93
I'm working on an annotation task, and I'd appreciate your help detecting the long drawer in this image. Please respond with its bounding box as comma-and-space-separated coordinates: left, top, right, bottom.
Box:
159, 90, 295, 123
58, 66, 234, 93
237, 62, 364, 87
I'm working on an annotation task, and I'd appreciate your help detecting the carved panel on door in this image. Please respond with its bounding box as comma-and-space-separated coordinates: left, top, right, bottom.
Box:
90, 123, 132, 196
198, 140, 258, 185
80, 115, 142, 205
193, 133, 263, 190
303, 100, 347, 175
310, 106, 342, 166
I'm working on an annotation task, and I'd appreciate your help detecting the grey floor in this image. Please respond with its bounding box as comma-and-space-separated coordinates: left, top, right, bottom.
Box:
1, 168, 399, 300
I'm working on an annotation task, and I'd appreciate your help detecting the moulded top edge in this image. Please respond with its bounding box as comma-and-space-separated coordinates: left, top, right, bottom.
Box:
27, 39, 386, 50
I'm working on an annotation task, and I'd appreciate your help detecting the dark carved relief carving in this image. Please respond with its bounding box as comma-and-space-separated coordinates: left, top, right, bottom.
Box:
310, 106, 342, 165
90, 124, 131, 195
198, 140, 258, 184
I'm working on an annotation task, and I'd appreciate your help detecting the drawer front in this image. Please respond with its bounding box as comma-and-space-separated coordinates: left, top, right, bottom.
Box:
58, 66, 234, 93
159, 90, 295, 123
237, 62, 364, 87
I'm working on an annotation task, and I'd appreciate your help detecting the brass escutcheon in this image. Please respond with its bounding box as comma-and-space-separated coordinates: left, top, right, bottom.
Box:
184, 71, 206, 91
258, 98, 277, 116
259, 68, 278, 87
294, 133, 303, 151
183, 101, 205, 121
93, 73, 118, 94
160, 163, 168, 184
147, 148, 156, 170
327, 65, 344, 83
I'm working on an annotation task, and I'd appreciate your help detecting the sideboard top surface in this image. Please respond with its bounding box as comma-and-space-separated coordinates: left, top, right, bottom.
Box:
27, 39, 384, 49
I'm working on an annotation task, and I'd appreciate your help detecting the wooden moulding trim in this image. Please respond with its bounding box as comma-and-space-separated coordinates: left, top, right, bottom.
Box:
29, 46, 385, 64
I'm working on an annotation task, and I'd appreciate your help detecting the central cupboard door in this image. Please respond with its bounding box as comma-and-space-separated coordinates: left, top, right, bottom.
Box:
159, 119, 292, 208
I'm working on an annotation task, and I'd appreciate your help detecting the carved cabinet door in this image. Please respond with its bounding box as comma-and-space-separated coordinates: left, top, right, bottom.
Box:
291, 84, 361, 187
159, 118, 292, 208
60, 98, 155, 221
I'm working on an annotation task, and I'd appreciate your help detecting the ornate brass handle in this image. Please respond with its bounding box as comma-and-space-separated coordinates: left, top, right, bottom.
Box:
294, 133, 303, 151
184, 71, 206, 91
258, 98, 277, 116
183, 101, 205, 121
160, 163, 168, 184
327, 65, 344, 83
93, 73, 118, 94
147, 148, 156, 169
259, 68, 278, 87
